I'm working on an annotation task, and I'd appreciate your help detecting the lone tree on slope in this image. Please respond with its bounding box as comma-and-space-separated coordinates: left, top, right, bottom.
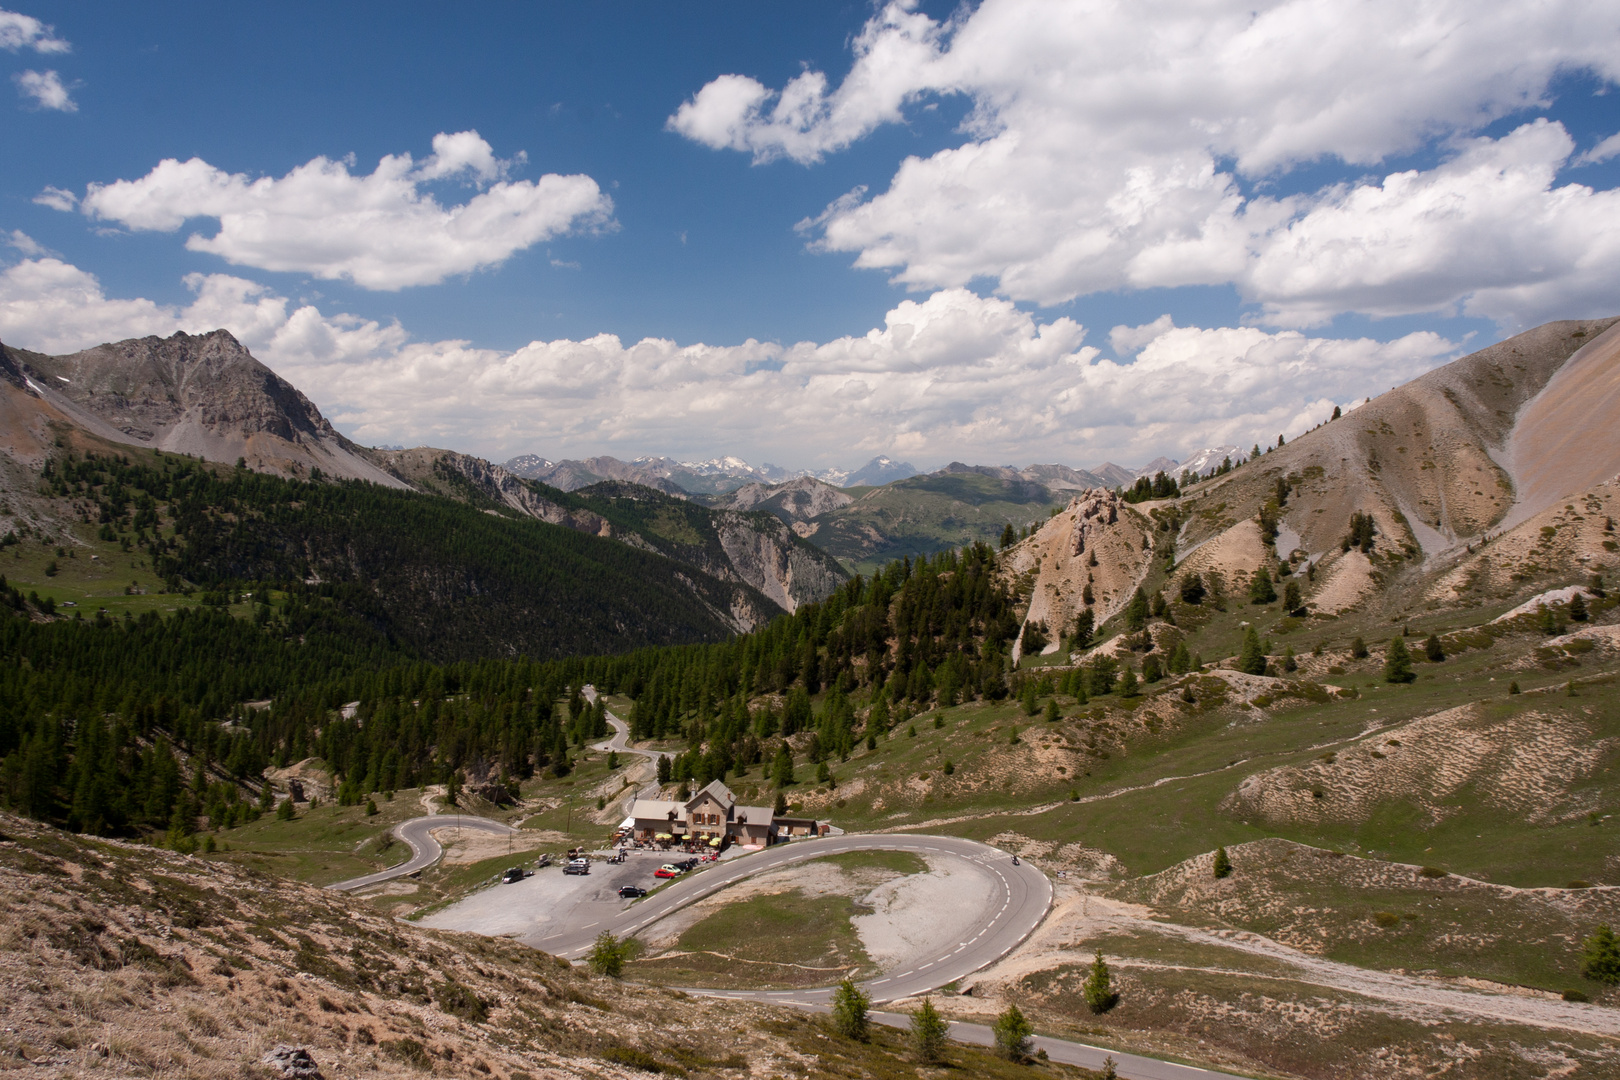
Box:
910, 998, 949, 1063
992, 1003, 1035, 1060
1083, 951, 1120, 1013
831, 978, 870, 1041
1239, 626, 1268, 676
1384, 637, 1416, 683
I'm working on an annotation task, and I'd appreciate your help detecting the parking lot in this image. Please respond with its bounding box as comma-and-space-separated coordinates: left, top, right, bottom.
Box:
416, 848, 729, 948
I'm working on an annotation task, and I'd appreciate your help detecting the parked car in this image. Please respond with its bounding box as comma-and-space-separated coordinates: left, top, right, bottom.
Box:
654, 865, 680, 878
618, 885, 647, 898
563, 860, 590, 875
501, 867, 529, 884
536, 853, 553, 868
676, 859, 698, 871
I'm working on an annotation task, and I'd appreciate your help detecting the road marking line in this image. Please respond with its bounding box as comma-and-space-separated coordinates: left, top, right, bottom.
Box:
897, 971, 914, 978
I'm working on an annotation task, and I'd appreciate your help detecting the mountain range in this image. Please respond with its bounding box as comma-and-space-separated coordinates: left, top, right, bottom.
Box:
6, 315, 1620, 1080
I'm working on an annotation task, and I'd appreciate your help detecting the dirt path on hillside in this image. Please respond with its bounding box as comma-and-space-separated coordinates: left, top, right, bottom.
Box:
977, 887, 1620, 1038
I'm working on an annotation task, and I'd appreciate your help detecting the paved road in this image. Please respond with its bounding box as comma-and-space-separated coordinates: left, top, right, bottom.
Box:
326, 813, 516, 892
536, 833, 1051, 1005
584, 685, 671, 801
866, 1009, 1249, 1080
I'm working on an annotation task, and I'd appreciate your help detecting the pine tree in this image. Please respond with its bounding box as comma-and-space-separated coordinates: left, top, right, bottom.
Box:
1044, 698, 1060, 722
1331, 405, 1341, 420
1071, 608, 1095, 648
1424, 634, 1445, 662
1021, 681, 1039, 716
1000, 523, 1016, 549
910, 998, 949, 1063
1239, 626, 1267, 675
1570, 591, 1589, 622
1384, 637, 1416, 683
1283, 581, 1302, 614
1350, 636, 1369, 659
1125, 587, 1149, 631
831, 978, 871, 1040
1581, 924, 1620, 985
772, 743, 795, 788
1249, 566, 1277, 605
1082, 951, 1119, 1013
1119, 666, 1139, 697
1213, 846, 1232, 878
992, 1004, 1034, 1060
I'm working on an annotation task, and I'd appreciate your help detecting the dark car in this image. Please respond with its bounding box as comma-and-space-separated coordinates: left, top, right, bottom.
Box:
617, 885, 647, 898
677, 859, 699, 871
563, 860, 590, 875
502, 867, 528, 884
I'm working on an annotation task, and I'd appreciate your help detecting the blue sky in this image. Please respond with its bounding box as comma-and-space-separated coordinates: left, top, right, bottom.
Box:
3, 1, 1619, 471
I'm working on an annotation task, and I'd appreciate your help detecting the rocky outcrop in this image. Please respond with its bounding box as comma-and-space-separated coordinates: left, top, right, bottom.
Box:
711, 511, 847, 613
1001, 487, 1154, 661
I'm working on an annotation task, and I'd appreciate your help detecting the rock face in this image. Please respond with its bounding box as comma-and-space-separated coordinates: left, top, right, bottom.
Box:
1000, 487, 1155, 660
7, 331, 406, 488
709, 511, 848, 613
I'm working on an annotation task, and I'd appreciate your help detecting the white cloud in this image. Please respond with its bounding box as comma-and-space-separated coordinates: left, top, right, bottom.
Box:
1109, 315, 1176, 358
0, 8, 68, 53
1577, 132, 1620, 166
0, 255, 1461, 469
32, 185, 75, 211
46, 131, 613, 290
13, 68, 74, 111
5, 229, 49, 256
675, 0, 1620, 329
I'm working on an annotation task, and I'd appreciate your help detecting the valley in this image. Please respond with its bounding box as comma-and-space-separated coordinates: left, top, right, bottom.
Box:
2, 317, 1620, 1079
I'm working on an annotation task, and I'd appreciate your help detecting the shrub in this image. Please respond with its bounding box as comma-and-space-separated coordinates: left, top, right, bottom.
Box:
831, 978, 870, 1041
1373, 911, 1400, 928
435, 980, 488, 1023
382, 1039, 432, 1070
1419, 866, 1448, 878
1564, 988, 1591, 1003
910, 997, 949, 1063
992, 1003, 1034, 1060
1424, 634, 1445, 662
1582, 925, 1620, 985
1212, 846, 1232, 879
1350, 636, 1369, 659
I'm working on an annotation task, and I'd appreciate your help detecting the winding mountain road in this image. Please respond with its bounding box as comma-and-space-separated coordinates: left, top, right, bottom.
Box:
325, 813, 516, 893
541, 834, 1050, 1004
585, 685, 671, 801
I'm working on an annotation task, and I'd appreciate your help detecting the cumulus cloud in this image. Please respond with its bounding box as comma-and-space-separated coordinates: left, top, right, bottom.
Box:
0, 256, 1459, 468
13, 68, 73, 110
675, 0, 1620, 328
44, 131, 613, 289
0, 8, 68, 53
